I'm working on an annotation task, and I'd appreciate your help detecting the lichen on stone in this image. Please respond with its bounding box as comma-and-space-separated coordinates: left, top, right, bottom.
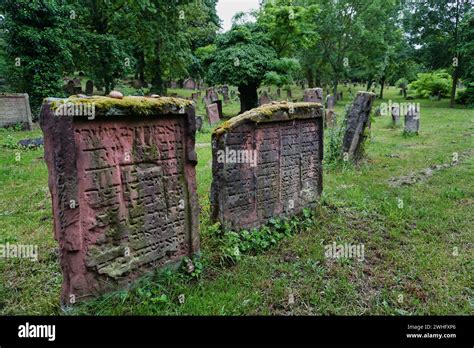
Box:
47, 95, 192, 116
213, 101, 322, 137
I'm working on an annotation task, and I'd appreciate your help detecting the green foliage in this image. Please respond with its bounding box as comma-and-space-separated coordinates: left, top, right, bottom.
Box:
1, 0, 73, 116
324, 125, 346, 167
409, 70, 453, 98
396, 78, 409, 89
456, 83, 474, 107
213, 209, 316, 265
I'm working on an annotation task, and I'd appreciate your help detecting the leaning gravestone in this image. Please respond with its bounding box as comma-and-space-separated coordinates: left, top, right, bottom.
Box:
303, 88, 323, 103
85, 80, 94, 96
342, 91, 376, 161
40, 96, 200, 304
404, 104, 420, 134
207, 103, 220, 125
0, 93, 33, 130
211, 102, 323, 231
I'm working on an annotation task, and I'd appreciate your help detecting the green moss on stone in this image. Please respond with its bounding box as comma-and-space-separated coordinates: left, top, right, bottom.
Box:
213, 101, 322, 137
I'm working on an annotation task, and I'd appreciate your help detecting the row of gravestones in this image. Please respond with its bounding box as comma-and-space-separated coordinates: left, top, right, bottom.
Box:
39, 90, 378, 305
64, 78, 94, 96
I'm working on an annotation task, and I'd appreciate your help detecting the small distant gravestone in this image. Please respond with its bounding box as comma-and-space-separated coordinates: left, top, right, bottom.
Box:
191, 93, 199, 102
221, 85, 230, 103
207, 103, 220, 125
277, 88, 281, 98
214, 99, 223, 119
195, 116, 203, 132
325, 95, 336, 128
303, 88, 323, 103
183, 78, 197, 90
404, 104, 420, 134
0, 93, 33, 130
342, 91, 376, 161
286, 88, 292, 99
64, 80, 75, 96
259, 92, 271, 106
170, 81, 178, 89
375, 106, 381, 117
391, 104, 400, 125
85, 80, 94, 96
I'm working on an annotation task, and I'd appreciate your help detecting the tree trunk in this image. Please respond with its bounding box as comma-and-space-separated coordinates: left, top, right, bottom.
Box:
238, 84, 259, 114
306, 68, 314, 88
332, 79, 338, 105
366, 80, 373, 91
379, 76, 385, 99
151, 42, 166, 94
450, 71, 458, 108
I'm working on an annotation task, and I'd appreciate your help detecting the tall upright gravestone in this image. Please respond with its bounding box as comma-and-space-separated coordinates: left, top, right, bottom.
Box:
342, 91, 376, 161
404, 104, 420, 134
0, 93, 32, 130
211, 102, 323, 231
40, 96, 200, 304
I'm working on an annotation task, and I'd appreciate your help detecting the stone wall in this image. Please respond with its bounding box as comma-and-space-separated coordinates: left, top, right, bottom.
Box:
40, 96, 200, 304
211, 102, 323, 231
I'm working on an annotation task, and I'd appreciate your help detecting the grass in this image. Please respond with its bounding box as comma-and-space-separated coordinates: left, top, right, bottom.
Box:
0, 85, 473, 315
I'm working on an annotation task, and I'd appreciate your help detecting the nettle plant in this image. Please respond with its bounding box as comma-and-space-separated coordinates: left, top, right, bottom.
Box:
212, 208, 316, 265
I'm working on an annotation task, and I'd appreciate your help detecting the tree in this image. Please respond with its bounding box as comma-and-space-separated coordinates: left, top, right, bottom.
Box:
1, 0, 73, 115
206, 24, 297, 113
403, 0, 472, 107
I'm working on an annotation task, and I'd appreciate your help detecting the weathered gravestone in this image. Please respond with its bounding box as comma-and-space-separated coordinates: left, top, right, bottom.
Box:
183, 78, 197, 90
40, 96, 200, 304
325, 95, 336, 128
391, 104, 400, 125
286, 88, 292, 99
221, 85, 230, 103
195, 116, 203, 132
258, 92, 271, 106
64, 80, 75, 96
276, 88, 281, 98
85, 80, 94, 96
342, 91, 376, 161
0, 93, 33, 130
404, 104, 420, 134
303, 88, 323, 103
211, 102, 323, 231
207, 103, 220, 125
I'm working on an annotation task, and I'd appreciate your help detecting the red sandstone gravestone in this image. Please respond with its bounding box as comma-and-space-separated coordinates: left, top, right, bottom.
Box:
211, 102, 323, 231
303, 88, 323, 103
207, 103, 220, 125
40, 96, 200, 304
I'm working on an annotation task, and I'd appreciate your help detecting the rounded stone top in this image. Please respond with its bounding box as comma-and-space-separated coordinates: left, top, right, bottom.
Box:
213, 101, 322, 137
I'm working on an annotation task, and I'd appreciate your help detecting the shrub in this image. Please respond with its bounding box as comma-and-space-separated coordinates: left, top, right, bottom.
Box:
456, 83, 474, 107
408, 70, 452, 99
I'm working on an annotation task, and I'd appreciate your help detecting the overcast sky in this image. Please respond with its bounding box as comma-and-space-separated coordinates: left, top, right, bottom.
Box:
216, 0, 260, 32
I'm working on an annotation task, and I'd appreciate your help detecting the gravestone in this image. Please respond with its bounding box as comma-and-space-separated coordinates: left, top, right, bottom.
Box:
191, 93, 199, 102
64, 80, 75, 96
39, 96, 200, 304
375, 106, 381, 117
211, 102, 323, 231
214, 99, 223, 119
221, 85, 230, 103
277, 88, 281, 98
0, 93, 33, 130
286, 88, 292, 99
391, 104, 400, 125
303, 88, 323, 103
342, 92, 376, 161
258, 92, 271, 106
325, 95, 336, 127
404, 104, 420, 134
85, 80, 94, 96
183, 78, 197, 90
207, 103, 220, 125
195, 116, 203, 132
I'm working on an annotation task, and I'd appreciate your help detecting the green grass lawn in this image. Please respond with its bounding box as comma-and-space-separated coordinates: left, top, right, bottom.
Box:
0, 85, 473, 315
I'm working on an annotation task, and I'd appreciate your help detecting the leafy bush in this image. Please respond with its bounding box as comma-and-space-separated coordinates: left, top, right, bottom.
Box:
456, 83, 474, 107
409, 70, 452, 99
